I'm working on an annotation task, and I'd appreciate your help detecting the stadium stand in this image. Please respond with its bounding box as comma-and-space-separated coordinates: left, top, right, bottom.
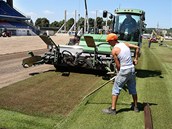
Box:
0, 0, 39, 36
0, 0, 25, 17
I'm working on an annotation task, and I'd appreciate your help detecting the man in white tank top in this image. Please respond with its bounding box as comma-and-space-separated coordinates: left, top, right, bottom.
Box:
102, 33, 140, 115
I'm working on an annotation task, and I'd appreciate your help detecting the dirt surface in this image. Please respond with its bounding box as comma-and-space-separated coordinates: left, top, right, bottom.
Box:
0, 34, 72, 88
0, 34, 72, 54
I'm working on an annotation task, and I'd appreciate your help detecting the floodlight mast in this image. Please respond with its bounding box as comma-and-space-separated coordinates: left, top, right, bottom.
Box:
84, 0, 89, 33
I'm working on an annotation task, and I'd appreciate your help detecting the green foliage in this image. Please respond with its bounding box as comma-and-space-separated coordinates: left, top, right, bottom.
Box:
77, 17, 85, 29
35, 18, 50, 27
66, 18, 74, 30
96, 17, 103, 29
29, 20, 34, 26
88, 18, 94, 28
50, 21, 60, 27
34, 16, 113, 31
145, 28, 172, 36
58, 20, 65, 27
107, 19, 112, 27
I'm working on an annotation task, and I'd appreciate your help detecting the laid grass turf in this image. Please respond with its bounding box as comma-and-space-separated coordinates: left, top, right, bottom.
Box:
0, 109, 57, 129
57, 41, 172, 129
0, 71, 103, 128
0, 40, 172, 129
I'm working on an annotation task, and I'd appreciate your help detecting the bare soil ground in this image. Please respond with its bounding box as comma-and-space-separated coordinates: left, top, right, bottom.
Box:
0, 34, 72, 54
0, 34, 103, 118
0, 34, 72, 88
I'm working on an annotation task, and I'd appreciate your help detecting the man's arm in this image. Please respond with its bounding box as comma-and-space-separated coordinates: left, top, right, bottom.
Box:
112, 48, 120, 71
125, 42, 140, 65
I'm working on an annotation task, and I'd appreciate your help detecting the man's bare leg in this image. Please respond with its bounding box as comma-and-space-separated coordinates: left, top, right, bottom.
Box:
132, 94, 139, 112
112, 95, 118, 110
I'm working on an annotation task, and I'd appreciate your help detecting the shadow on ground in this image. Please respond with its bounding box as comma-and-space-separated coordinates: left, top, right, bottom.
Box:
116, 102, 158, 114
29, 66, 111, 79
136, 69, 162, 78
29, 69, 56, 76
86, 101, 157, 114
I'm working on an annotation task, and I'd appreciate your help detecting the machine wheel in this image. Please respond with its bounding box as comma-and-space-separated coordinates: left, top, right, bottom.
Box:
61, 50, 75, 66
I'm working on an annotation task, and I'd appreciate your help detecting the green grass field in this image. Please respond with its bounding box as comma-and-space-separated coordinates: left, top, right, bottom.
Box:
0, 40, 172, 129
58, 41, 172, 129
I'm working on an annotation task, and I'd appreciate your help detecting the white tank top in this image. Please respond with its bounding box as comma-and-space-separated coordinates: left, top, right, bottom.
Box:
114, 43, 134, 69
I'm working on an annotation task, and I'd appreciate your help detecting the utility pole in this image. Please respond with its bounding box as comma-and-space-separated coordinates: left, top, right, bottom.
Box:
74, 10, 77, 32
84, 0, 89, 33
94, 10, 97, 34
64, 10, 67, 32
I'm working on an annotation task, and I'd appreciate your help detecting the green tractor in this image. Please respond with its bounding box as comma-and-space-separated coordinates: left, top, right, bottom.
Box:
22, 8, 146, 76
80, 8, 146, 56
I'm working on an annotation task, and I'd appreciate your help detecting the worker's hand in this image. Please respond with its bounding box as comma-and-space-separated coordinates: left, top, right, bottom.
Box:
133, 59, 138, 65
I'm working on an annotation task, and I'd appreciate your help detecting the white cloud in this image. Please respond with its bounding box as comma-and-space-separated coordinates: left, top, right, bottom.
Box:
98, 10, 103, 14
89, 10, 103, 18
90, 11, 96, 15
23, 11, 37, 22
43, 10, 54, 15
26, 12, 37, 17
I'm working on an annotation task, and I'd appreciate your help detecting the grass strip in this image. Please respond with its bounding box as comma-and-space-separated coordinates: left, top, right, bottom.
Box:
58, 41, 172, 129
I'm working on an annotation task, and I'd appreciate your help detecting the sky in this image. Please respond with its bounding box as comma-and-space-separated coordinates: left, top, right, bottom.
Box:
12, 0, 172, 29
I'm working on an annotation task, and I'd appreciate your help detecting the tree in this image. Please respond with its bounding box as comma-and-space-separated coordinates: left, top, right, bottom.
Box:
30, 20, 34, 26
66, 18, 74, 31
50, 21, 59, 27
41, 18, 49, 27
35, 18, 49, 27
88, 18, 94, 28
34, 16, 115, 33
35, 18, 41, 27
58, 20, 65, 27
96, 17, 103, 29
77, 17, 85, 29
107, 20, 112, 28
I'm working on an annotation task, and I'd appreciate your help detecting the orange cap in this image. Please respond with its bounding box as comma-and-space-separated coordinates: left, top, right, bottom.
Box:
106, 33, 118, 42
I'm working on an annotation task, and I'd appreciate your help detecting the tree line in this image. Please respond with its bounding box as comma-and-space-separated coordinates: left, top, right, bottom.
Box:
28, 17, 172, 36
31, 17, 112, 31
146, 28, 172, 36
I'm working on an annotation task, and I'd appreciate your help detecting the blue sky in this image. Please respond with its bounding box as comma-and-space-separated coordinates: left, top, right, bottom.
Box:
13, 0, 172, 29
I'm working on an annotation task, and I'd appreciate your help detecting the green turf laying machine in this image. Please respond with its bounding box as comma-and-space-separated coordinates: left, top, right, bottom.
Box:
22, 8, 146, 76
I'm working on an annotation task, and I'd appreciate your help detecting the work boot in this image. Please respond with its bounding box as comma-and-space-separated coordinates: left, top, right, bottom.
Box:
131, 105, 139, 112
134, 106, 139, 112
102, 107, 116, 115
